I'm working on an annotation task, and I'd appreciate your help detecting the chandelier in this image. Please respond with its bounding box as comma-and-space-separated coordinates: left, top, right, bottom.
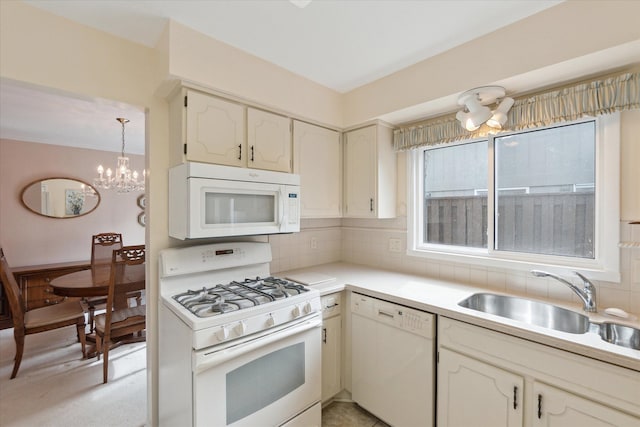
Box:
94, 118, 145, 193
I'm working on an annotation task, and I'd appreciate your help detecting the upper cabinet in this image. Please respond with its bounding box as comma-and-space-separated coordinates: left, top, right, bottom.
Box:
293, 121, 342, 218
343, 123, 396, 218
177, 89, 246, 167
170, 88, 292, 172
247, 108, 292, 173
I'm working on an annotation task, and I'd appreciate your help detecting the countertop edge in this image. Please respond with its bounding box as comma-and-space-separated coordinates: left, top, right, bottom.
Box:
277, 262, 640, 372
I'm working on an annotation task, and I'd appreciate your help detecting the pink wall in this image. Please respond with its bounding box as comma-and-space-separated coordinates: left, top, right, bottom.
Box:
0, 139, 145, 267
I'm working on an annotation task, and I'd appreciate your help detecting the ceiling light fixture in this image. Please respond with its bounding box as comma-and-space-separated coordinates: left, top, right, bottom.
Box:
94, 118, 144, 193
456, 86, 514, 131
289, 0, 313, 8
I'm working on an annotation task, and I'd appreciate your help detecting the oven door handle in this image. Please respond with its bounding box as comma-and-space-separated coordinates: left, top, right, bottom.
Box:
194, 315, 322, 374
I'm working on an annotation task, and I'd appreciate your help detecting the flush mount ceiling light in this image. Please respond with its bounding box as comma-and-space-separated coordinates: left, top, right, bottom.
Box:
456, 86, 514, 131
289, 0, 312, 8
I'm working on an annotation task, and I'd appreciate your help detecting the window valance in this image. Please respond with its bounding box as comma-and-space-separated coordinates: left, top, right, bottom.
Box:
393, 71, 640, 151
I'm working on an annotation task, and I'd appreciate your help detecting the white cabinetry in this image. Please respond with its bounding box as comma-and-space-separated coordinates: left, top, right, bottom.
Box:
293, 121, 341, 218
173, 89, 246, 167
321, 292, 342, 402
532, 382, 640, 426
247, 108, 291, 173
438, 348, 523, 427
438, 317, 639, 427
170, 88, 292, 172
344, 123, 396, 218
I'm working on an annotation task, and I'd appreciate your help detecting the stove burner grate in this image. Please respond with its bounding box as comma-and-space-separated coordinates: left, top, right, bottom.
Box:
172, 276, 308, 318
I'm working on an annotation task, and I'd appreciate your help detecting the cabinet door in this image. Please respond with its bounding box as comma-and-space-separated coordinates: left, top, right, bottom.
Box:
247, 108, 291, 172
438, 348, 523, 427
185, 90, 245, 167
293, 121, 341, 218
322, 315, 341, 402
533, 382, 640, 427
344, 126, 377, 218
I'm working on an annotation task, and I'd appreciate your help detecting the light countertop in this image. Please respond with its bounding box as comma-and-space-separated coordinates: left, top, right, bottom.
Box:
277, 262, 640, 372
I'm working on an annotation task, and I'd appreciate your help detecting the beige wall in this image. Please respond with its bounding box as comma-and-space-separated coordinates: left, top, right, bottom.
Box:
343, 0, 640, 126
0, 139, 145, 266
165, 21, 344, 128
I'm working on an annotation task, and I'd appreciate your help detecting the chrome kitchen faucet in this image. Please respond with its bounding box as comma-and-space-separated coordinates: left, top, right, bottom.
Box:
531, 270, 597, 313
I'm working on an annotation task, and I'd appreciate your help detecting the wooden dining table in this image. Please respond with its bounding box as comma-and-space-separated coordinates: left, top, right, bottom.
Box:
49, 262, 145, 300
49, 262, 146, 357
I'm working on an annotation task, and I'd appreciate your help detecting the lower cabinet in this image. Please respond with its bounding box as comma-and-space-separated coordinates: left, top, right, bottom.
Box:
438, 348, 523, 427
532, 382, 640, 427
321, 292, 342, 402
438, 317, 640, 427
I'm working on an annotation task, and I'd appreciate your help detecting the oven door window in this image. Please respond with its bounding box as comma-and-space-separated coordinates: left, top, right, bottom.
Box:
226, 342, 305, 425
204, 191, 276, 225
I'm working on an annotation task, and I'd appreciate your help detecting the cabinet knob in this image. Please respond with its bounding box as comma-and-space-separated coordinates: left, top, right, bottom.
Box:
250, 145, 255, 162
238, 144, 242, 160
44, 277, 51, 283
370, 198, 374, 212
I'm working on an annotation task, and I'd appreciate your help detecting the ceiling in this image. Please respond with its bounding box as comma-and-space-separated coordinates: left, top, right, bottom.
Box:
22, 0, 562, 93
2, 0, 626, 155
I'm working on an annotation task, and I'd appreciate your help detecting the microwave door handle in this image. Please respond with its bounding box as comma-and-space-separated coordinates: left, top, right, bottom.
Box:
278, 187, 286, 231
194, 316, 322, 374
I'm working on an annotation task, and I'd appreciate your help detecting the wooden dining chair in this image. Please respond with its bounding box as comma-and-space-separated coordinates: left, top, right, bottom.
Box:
94, 245, 146, 384
0, 247, 86, 379
86, 233, 141, 332
91, 232, 123, 265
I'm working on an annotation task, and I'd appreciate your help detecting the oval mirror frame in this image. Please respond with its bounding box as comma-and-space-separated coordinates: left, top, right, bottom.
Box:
20, 177, 101, 219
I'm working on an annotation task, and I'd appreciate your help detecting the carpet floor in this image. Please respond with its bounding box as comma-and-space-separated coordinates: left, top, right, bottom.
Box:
0, 325, 146, 427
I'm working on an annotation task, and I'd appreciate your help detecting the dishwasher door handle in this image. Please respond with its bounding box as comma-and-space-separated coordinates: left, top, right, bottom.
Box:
377, 310, 395, 319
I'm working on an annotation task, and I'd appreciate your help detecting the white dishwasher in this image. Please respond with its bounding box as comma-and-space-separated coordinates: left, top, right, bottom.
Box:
351, 292, 435, 427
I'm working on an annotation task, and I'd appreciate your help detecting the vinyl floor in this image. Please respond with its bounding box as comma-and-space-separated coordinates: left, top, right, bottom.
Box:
322, 401, 390, 427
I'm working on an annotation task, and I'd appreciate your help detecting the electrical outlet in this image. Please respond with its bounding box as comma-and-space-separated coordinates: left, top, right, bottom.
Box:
310, 237, 318, 250
388, 238, 402, 253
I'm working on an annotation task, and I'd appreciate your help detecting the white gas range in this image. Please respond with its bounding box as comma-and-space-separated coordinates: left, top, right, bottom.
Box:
158, 242, 322, 427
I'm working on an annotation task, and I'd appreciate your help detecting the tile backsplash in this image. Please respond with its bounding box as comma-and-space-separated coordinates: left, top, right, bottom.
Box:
271, 218, 640, 316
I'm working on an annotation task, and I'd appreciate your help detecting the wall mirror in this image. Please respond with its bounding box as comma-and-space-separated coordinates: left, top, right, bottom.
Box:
21, 177, 101, 218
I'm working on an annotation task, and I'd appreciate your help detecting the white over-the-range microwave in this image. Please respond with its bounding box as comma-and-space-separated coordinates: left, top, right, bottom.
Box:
169, 162, 300, 240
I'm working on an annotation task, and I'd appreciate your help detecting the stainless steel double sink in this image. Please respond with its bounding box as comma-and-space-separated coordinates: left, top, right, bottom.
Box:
458, 293, 640, 350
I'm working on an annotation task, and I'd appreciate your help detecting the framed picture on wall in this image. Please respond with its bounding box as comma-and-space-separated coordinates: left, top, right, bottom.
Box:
65, 189, 84, 215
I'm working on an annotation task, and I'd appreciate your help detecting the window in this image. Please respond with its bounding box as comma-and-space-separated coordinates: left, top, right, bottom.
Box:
424, 141, 488, 248
495, 121, 595, 258
408, 115, 620, 282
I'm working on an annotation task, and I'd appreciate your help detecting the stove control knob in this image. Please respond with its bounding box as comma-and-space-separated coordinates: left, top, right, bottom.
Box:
265, 315, 275, 328
217, 326, 229, 341
292, 305, 301, 318
235, 321, 247, 336
303, 302, 313, 314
